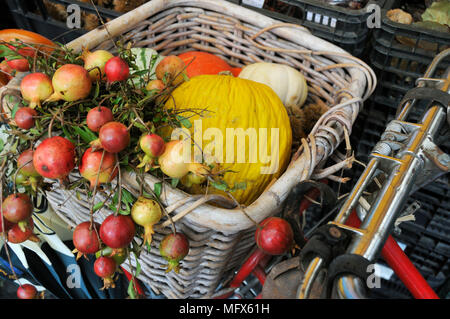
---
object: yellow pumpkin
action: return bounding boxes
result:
[163,75,292,205]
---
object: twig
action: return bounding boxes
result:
[114,153,122,216]
[89,150,106,229]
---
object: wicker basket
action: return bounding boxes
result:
[1,0,376,299]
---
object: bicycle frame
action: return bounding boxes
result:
[298,48,450,299]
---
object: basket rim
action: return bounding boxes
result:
[5,0,374,233]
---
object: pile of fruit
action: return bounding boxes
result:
[0,29,321,298]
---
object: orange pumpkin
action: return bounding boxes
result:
[0,29,56,55]
[178,51,241,78]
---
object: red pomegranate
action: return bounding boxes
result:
[14,107,37,130]
[2,193,33,223]
[159,232,190,273]
[94,256,117,289]
[17,149,40,178]
[17,284,38,299]
[7,218,38,244]
[0,60,13,82]
[86,106,114,132]
[79,147,118,189]
[104,56,129,83]
[99,214,135,250]
[255,217,294,255]
[72,221,101,260]
[20,72,53,108]
[91,121,130,153]
[0,217,13,233]
[45,64,92,102]
[33,136,76,182]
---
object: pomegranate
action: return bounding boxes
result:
[95,247,128,266]
[94,256,117,289]
[145,79,165,93]
[2,193,33,224]
[17,284,37,299]
[0,217,13,233]
[17,149,41,190]
[79,147,118,189]
[104,56,129,83]
[20,72,53,108]
[14,172,28,187]
[139,133,165,158]
[33,136,76,182]
[14,107,37,130]
[137,133,165,169]
[90,121,130,153]
[86,106,114,132]
[180,172,206,188]
[81,49,114,81]
[99,214,135,249]
[131,197,162,246]
[6,58,29,72]
[0,60,13,81]
[8,218,39,243]
[255,217,294,255]
[72,221,101,260]
[159,232,189,273]
[158,140,190,179]
[158,140,209,179]
[155,56,187,86]
[45,64,92,102]
[17,149,40,178]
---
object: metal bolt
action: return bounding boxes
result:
[329,227,341,238]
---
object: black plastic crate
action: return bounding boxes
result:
[369,2,450,109]
[275,0,394,57]
[227,0,395,57]
[6,0,121,43]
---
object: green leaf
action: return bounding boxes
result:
[93,81,100,100]
[0,44,22,60]
[62,126,76,144]
[171,178,179,188]
[0,138,4,153]
[121,189,135,206]
[153,182,162,198]
[133,121,147,131]
[73,126,97,143]
[211,180,228,191]
[176,115,192,129]
[119,209,130,215]
[127,280,136,299]
[92,201,104,213]
[134,253,141,278]
[9,101,20,119]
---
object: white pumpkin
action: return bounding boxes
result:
[238,62,308,108]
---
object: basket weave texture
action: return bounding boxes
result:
[3,0,375,298]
